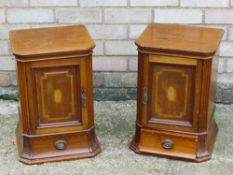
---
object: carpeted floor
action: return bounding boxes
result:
[0,100,233,175]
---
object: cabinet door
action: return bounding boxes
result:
[142,55,201,132]
[26,57,89,134]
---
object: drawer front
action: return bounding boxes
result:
[140,128,198,160]
[141,55,201,132]
[26,57,90,134]
[25,132,90,159]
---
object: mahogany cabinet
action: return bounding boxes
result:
[10,25,101,164]
[130,23,224,162]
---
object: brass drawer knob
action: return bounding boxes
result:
[55,140,67,150]
[161,139,174,149]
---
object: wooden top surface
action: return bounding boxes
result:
[10,25,95,58]
[136,23,224,57]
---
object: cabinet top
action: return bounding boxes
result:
[10,25,95,58]
[136,23,224,57]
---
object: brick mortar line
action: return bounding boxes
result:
[2,71,233,75]
[102,41,106,56]
[127,24,130,39]
[68,23,231,27]
[94,71,138,73]
[153,7,232,9]
[2,6,233,9]
[151,8,155,22]
[4,7,7,23]
[7,7,231,9]
[218,57,233,59]
[2,23,230,32]
[5,22,59,25]
[126,22,130,71]
[0,56,14,59]
[103,39,136,42]
[88,24,130,26]
[101,7,105,24]
[0,69,16,71]
[94,71,137,73]
[95,87,137,89]
[2,54,233,58]
[202,9,205,23]
[2,23,232,26]
[53,8,57,24]
[95,55,135,59]
[95,55,137,57]
[223,59,227,72]
[218,72,233,75]
[178,0,181,7]
[94,87,136,89]
[126,54,130,71]
[179,6,231,8]
[1,70,233,74]
[226,26,230,40]
[125,5,179,8]
[0,70,138,73]
[85,56,224,59]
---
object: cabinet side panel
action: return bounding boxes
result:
[86,55,94,127]
[209,56,218,123]
[199,59,212,131]
[136,52,143,124]
[140,53,150,126]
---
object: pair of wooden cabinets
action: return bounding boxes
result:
[10,23,224,164]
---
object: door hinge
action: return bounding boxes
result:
[143,87,148,105]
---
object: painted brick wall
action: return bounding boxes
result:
[0,0,232,99]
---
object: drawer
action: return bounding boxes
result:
[140,128,198,160]
[24,131,91,159]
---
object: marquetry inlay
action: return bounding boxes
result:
[40,70,75,121]
[154,68,189,119]
[54,89,63,104]
[167,86,176,102]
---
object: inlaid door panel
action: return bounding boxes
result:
[27,57,87,134]
[150,63,195,122]
[34,66,81,125]
[145,55,200,131]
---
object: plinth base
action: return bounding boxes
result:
[130,120,218,162]
[16,125,101,165]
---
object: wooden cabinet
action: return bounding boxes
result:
[10,25,101,164]
[130,23,224,162]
